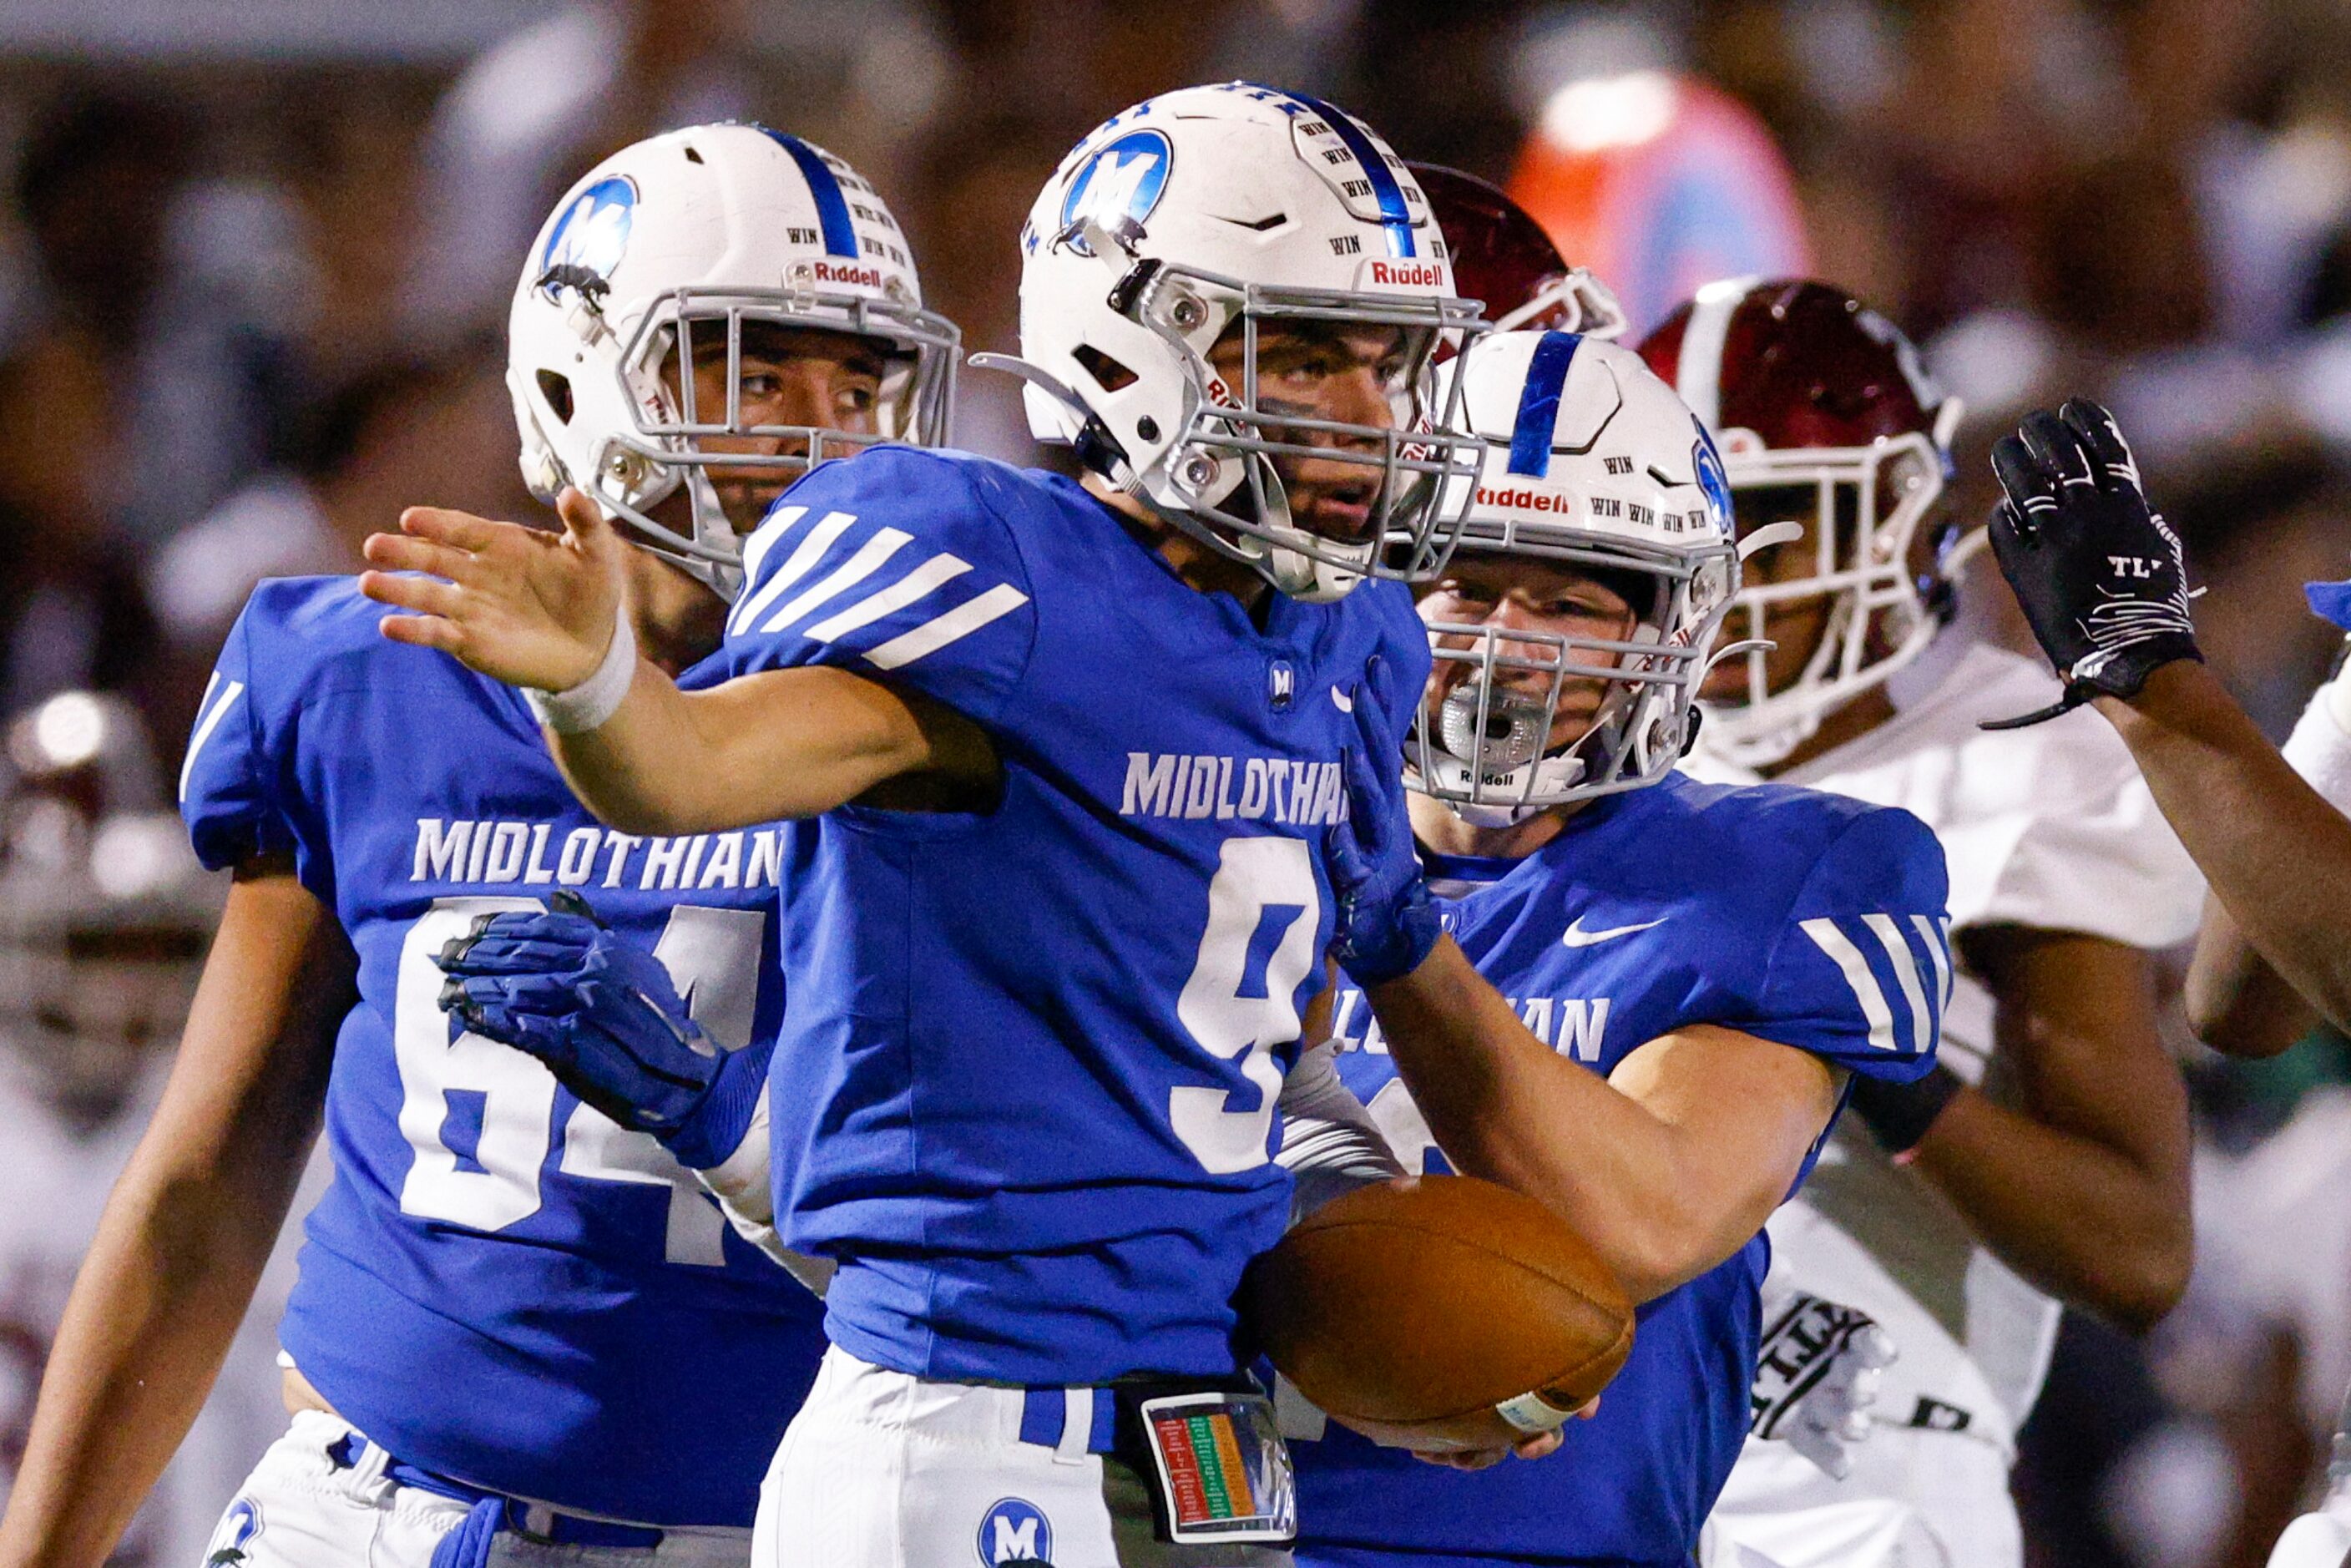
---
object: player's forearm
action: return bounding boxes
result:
[547,665,940,835]
[1907,1089,2190,1331]
[2185,895,2318,1059]
[2096,663,2351,1032]
[0,877,341,1568]
[1367,943,1761,1300]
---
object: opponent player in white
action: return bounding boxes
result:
[372,84,1499,1567]
[1641,281,2204,1568]
[0,125,957,1568]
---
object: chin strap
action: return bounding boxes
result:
[967,352,1135,486]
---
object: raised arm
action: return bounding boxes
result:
[1984,400,2351,1038]
[360,489,995,835]
[0,861,348,1568]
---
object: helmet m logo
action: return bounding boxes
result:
[538,176,638,300]
[1059,129,1172,255]
[1691,422,1733,536]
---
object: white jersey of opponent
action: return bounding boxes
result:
[1689,630,2203,1453]
[0,1049,315,1568]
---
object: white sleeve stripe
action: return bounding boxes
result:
[726,509,852,636]
[1799,917,1897,1052]
[755,527,913,634]
[733,505,806,609]
[1863,913,1934,1056]
[178,675,245,804]
[862,584,1030,671]
[1911,913,1954,1012]
[805,552,973,642]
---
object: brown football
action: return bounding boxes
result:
[1243,1176,1635,1444]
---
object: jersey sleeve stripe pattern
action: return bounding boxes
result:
[1861,913,1934,1057]
[727,509,857,635]
[1911,913,1954,1014]
[1797,913,1945,1055]
[755,527,913,633]
[862,584,1030,670]
[727,487,1034,675]
[179,671,247,804]
[804,553,974,640]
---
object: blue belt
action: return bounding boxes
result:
[326,1433,666,1558]
[1017,1385,1121,1455]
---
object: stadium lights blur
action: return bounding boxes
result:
[1540,70,1679,154]
[15,691,109,773]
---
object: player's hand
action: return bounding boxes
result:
[1983,400,2202,730]
[361,487,627,693]
[1326,655,1442,987]
[435,892,738,1162]
[1749,1290,1898,1482]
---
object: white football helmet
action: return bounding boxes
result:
[1409,331,1742,824]
[508,124,959,601]
[991,83,1489,603]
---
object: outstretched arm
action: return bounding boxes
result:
[1983,399,2351,1039]
[0,862,347,1568]
[360,490,994,835]
[2184,894,2318,1060]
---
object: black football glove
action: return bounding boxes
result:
[1983,399,2202,730]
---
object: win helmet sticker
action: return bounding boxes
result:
[1059,129,1172,255]
[976,1497,1052,1564]
[538,175,638,299]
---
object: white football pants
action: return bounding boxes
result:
[1705,1428,2019,1568]
[204,1409,752,1568]
[753,1346,1291,1568]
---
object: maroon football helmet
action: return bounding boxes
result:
[1636,279,1962,767]
[1409,163,1626,337]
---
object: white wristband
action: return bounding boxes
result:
[523,612,637,734]
[2282,676,2351,816]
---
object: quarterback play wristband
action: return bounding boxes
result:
[524,613,637,734]
[1845,1061,1963,1156]
[2282,679,2351,816]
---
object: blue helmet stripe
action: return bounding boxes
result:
[1507,331,1584,478]
[760,129,859,260]
[1278,90,1416,259]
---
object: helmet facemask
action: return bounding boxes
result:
[1701,419,1955,770]
[1118,260,1490,603]
[519,278,958,603]
[1410,537,1735,825]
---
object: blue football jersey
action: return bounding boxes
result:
[1292,771,1950,1567]
[712,445,1431,1386]
[180,577,822,1526]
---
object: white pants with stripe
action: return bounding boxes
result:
[752,1346,1289,1567]
[201,1410,752,1568]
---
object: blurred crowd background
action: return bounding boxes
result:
[1,0,2349,1563]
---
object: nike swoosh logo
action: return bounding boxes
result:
[1331,687,1355,713]
[1561,915,1666,948]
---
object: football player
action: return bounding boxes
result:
[0,124,957,1568]
[376,83,1490,1568]
[1292,325,1952,1566]
[1642,282,2204,1568]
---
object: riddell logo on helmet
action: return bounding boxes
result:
[1367,260,1444,289]
[808,260,883,290]
[1477,485,1572,514]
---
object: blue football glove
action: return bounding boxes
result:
[435,891,743,1166]
[1325,654,1442,987]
